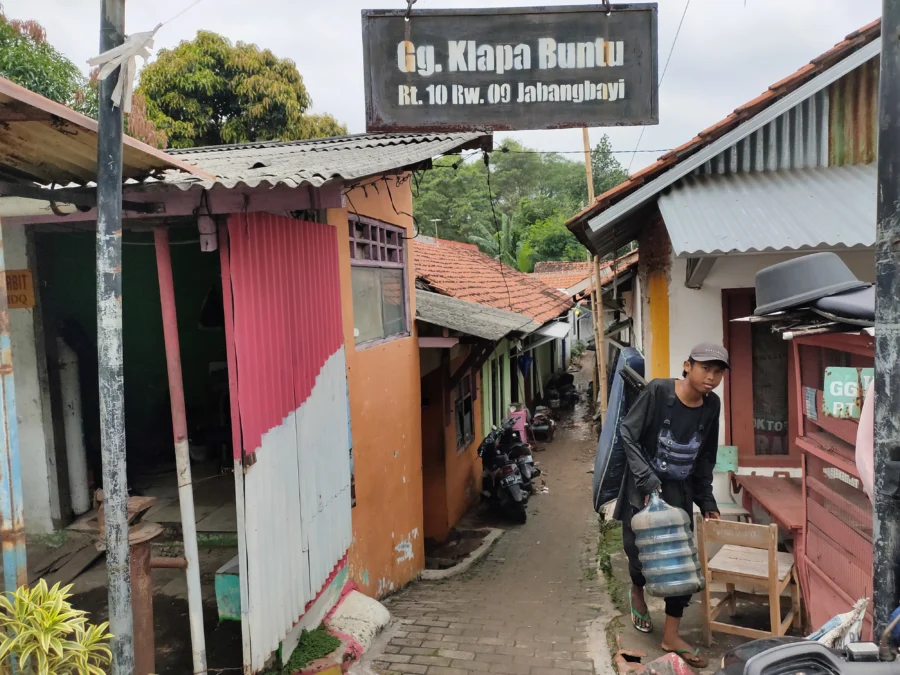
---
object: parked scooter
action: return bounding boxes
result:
[496,420,542,493]
[478,419,528,523]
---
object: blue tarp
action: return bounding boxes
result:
[592,347,645,512]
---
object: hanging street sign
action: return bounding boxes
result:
[361,4,659,133]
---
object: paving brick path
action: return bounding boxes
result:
[368,402,611,675]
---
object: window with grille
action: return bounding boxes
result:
[349,215,409,346]
[455,372,475,449]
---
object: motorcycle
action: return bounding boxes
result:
[713,609,900,674]
[495,420,542,493]
[478,419,528,523]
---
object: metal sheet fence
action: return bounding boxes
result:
[225,213,352,671]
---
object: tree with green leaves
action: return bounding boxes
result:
[0,6,96,116]
[137,31,347,148]
[468,213,520,268]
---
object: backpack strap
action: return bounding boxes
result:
[662,380,676,428]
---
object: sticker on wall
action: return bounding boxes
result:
[803,386,818,421]
[5,270,34,309]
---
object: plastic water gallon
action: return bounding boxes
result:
[631,493,705,597]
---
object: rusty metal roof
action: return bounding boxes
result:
[567,18,881,254]
[163,133,490,189]
[0,76,210,186]
[415,289,540,340]
[658,164,876,257]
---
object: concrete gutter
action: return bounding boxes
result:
[419,528,504,581]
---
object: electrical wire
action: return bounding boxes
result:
[482,151,513,311]
[627,0,692,172]
[159,0,207,29]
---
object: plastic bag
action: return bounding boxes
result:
[592,347,645,512]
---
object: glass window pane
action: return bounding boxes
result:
[352,267,384,345]
[380,268,405,338]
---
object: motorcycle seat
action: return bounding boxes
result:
[812,284,874,325]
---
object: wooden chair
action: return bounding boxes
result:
[697,518,801,647]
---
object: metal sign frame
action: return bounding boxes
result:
[362,4,659,133]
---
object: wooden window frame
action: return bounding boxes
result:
[349,214,410,348]
[455,371,475,450]
[722,288,801,469]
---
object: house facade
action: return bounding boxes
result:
[413,237,572,540]
[567,20,879,478]
[3,129,490,671]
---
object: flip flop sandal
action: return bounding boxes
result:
[669,648,708,669]
[630,599,652,633]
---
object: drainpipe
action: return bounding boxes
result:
[153,226,208,674]
[0,222,26,591]
[95,1,133,672]
[57,338,91,515]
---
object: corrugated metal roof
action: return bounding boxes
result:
[566,19,881,256]
[415,289,539,341]
[163,133,489,190]
[658,163,875,257]
[0,76,210,185]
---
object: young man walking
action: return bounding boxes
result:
[615,343,728,669]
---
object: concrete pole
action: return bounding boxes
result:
[96,0,133,672]
[874,0,900,635]
[153,227,208,674]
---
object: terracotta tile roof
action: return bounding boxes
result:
[413,236,572,324]
[533,270,592,291]
[533,260,592,274]
[566,18,881,231]
[532,261,593,291]
[580,251,640,296]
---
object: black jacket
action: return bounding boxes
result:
[614,378,720,521]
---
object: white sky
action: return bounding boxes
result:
[4,0,881,171]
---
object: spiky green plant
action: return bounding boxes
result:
[0,579,112,675]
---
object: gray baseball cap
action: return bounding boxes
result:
[689,343,730,368]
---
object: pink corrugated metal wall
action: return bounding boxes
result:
[224,214,353,672]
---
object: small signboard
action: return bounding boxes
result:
[823,366,874,419]
[5,270,34,309]
[361,4,659,133]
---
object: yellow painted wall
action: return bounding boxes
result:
[647,269,670,380]
[330,179,424,598]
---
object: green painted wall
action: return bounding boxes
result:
[481,339,512,434]
[35,230,226,460]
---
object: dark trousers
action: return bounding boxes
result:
[622,508,691,619]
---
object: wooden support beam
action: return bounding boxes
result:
[685,257,717,289]
[594,256,608,423]
[418,337,458,348]
[0,181,161,214]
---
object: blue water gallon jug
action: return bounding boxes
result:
[631,493,705,597]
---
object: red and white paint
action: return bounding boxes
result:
[224,213,352,672]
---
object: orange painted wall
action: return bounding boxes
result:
[419,345,484,541]
[329,179,424,599]
[443,365,483,533]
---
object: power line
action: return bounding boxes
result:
[627,0,692,172]
[483,151,513,311]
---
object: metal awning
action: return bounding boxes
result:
[658,164,876,258]
[415,289,539,341]
[535,321,571,339]
[0,76,211,186]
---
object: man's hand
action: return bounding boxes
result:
[704,511,721,520]
[644,487,663,506]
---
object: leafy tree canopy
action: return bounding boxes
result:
[137,31,347,148]
[413,135,630,271]
[0,6,96,116]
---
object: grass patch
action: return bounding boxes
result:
[597,519,627,613]
[282,625,340,674]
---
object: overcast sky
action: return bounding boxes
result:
[4,0,881,171]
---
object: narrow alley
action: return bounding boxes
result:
[364,388,614,675]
